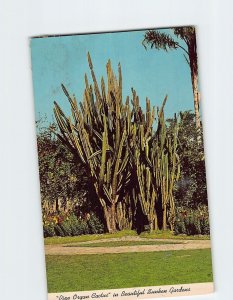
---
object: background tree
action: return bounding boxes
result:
[167,111,207,208]
[36,119,93,215]
[143,27,201,130]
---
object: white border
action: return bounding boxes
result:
[48,283,214,300]
[1,0,233,299]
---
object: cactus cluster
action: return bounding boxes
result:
[54,53,180,233]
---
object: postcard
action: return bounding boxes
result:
[31,26,214,299]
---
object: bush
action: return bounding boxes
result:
[54,224,65,237]
[174,205,210,236]
[88,214,104,234]
[44,223,56,238]
[43,212,104,237]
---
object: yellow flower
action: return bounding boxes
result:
[53,216,58,224]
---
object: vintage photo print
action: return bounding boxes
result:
[31,27,214,299]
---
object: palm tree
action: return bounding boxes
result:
[143,26,201,130]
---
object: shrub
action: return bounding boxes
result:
[61,214,82,236]
[174,205,210,236]
[44,223,56,238]
[43,212,104,237]
[88,214,104,234]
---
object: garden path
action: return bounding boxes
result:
[45,236,211,255]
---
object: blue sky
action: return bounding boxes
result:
[31,29,194,123]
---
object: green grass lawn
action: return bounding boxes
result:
[44,230,137,245]
[44,230,210,245]
[140,230,210,240]
[46,249,213,293]
[65,240,183,247]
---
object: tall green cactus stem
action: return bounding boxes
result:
[54,53,132,233]
[151,102,180,230]
[130,93,180,231]
[129,89,158,231]
[116,194,133,230]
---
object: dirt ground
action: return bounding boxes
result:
[45,236,211,255]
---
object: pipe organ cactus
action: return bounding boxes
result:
[151,102,180,230]
[130,92,180,231]
[129,89,157,231]
[54,53,132,232]
[54,53,180,233]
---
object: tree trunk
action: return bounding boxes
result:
[192,71,201,130]
[104,203,117,233]
[162,206,167,230]
[153,214,158,231]
[116,200,133,230]
[188,34,201,131]
[146,215,153,233]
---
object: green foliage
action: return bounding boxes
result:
[174,205,210,236]
[54,224,65,237]
[44,223,56,238]
[167,111,208,208]
[43,212,104,237]
[143,30,178,51]
[143,26,196,66]
[36,119,89,213]
[59,214,85,236]
[88,213,104,234]
[173,27,196,41]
